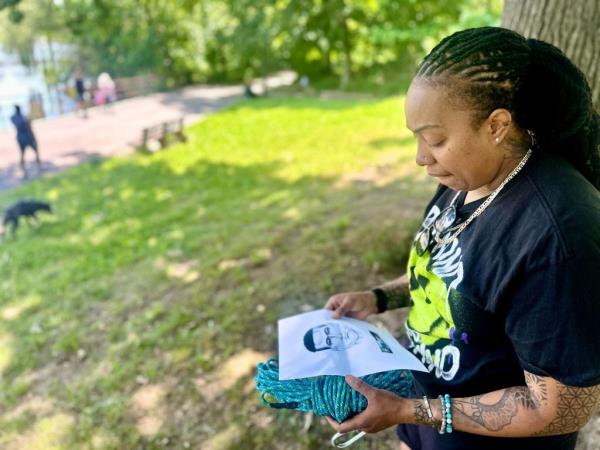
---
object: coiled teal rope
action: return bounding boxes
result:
[256,356,414,423]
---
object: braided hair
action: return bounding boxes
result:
[416,26,600,190]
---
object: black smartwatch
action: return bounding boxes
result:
[371,287,388,314]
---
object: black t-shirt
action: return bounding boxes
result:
[402,152,600,449]
[75,78,85,96]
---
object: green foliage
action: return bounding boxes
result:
[0,0,501,87]
[0,0,21,20]
[61,0,196,83]
[7,6,22,22]
[0,0,66,70]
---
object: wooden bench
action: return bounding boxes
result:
[140,117,186,152]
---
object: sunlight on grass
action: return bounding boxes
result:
[89,431,117,449]
[46,188,61,202]
[0,329,14,373]
[89,224,118,246]
[0,95,435,449]
[5,396,54,421]
[130,382,169,437]
[1,293,42,321]
[204,423,243,450]
[154,258,200,283]
[5,413,74,450]
[283,206,301,220]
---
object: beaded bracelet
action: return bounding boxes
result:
[438,395,446,434]
[437,394,453,434]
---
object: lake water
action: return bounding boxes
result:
[0,47,75,130]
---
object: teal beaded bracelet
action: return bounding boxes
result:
[439,394,453,434]
[437,394,453,434]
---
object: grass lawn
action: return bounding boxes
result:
[0,95,436,450]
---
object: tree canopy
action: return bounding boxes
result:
[0,0,502,87]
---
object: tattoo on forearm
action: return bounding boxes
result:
[524,372,548,409]
[534,384,600,436]
[380,276,411,310]
[453,387,538,432]
[385,286,411,310]
[414,400,437,427]
[430,375,600,437]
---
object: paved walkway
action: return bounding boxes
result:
[0,72,295,191]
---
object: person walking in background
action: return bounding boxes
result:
[74,68,88,118]
[244,83,258,98]
[95,72,116,108]
[10,105,41,178]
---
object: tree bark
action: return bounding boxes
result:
[339,16,352,90]
[502,0,600,109]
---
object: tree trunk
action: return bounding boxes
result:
[339,17,352,90]
[502,0,600,109]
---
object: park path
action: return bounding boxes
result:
[0,72,295,191]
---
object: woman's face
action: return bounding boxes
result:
[405,78,509,193]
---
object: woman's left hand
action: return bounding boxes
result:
[326,375,406,434]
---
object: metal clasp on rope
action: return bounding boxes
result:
[331,431,367,448]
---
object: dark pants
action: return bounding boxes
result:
[17,137,40,170]
[18,140,38,154]
[396,423,578,450]
[397,423,437,450]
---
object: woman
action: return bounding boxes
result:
[325,27,600,450]
[96,72,116,106]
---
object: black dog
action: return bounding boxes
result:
[2,200,52,235]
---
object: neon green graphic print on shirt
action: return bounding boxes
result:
[406,247,455,344]
[405,204,464,381]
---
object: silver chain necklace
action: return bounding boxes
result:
[433,148,533,249]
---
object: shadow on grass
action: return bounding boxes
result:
[0,120,434,450]
[156,89,241,118]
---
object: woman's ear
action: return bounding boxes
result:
[487,109,513,145]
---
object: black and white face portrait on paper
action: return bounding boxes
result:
[278,310,426,380]
[303,322,361,352]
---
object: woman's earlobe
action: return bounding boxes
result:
[488,108,512,142]
[491,123,511,145]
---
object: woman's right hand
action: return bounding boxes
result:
[324,291,378,320]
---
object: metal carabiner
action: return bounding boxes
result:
[330,431,367,448]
